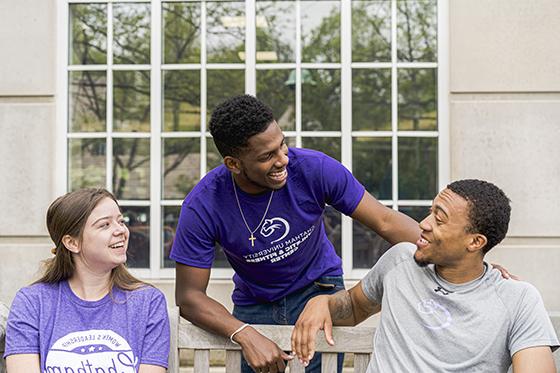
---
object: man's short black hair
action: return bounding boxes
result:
[447,179,511,254]
[209,94,275,157]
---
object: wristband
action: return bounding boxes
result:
[230,323,250,344]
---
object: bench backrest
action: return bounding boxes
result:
[168,307,375,372]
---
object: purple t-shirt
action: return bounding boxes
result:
[4,281,170,371]
[170,147,365,305]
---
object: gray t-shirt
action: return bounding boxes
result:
[362,242,559,372]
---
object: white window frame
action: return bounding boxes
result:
[56,0,449,281]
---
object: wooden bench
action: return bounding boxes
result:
[1,306,559,372]
[167,308,374,372]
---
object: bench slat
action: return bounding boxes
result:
[193,349,210,373]
[321,352,338,373]
[225,350,242,372]
[288,359,306,373]
[354,353,371,373]
[168,307,180,372]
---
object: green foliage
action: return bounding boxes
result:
[302,4,340,63]
[352,1,391,62]
[69,3,107,65]
[113,3,151,64]
[163,2,201,64]
[397,0,437,62]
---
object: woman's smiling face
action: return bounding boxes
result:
[77,197,129,272]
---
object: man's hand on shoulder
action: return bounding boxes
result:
[491,263,520,280]
[234,326,293,373]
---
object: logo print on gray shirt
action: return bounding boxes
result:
[417,299,452,330]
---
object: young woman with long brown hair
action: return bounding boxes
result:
[4,188,169,373]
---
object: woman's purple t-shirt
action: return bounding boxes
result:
[4,281,170,371]
[170,148,365,305]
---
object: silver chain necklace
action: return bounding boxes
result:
[231,173,274,247]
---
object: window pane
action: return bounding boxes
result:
[68,71,107,132]
[206,1,245,63]
[162,205,180,268]
[213,243,231,268]
[398,68,437,131]
[352,69,391,131]
[285,137,297,148]
[69,4,107,65]
[206,137,223,172]
[163,70,201,131]
[162,2,201,64]
[113,71,151,132]
[399,205,429,222]
[207,69,245,121]
[113,3,151,65]
[256,1,296,63]
[302,69,340,131]
[68,138,106,191]
[113,138,150,200]
[398,137,437,200]
[123,206,150,268]
[162,206,230,269]
[353,220,391,269]
[352,1,391,62]
[301,1,340,63]
[256,69,295,131]
[162,138,200,199]
[353,137,392,200]
[301,137,340,162]
[397,0,437,62]
[324,206,341,257]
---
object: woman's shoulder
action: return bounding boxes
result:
[120,285,167,303]
[10,282,61,314]
[16,281,60,298]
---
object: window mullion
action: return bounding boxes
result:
[150,0,162,277]
[107,2,114,192]
[245,0,256,95]
[340,0,353,275]
[437,0,450,189]
[295,0,302,148]
[391,0,398,211]
[200,1,208,178]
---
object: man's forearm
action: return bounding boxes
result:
[351,192,420,245]
[328,285,381,326]
[179,291,245,338]
[328,290,357,326]
[381,209,420,245]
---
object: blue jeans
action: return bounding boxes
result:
[232,276,345,373]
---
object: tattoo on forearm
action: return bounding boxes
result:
[330,291,354,322]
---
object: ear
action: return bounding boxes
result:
[62,234,80,254]
[466,233,487,254]
[224,156,241,174]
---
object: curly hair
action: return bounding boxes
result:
[209,95,275,157]
[447,179,511,253]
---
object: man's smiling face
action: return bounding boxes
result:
[414,188,473,267]
[234,121,289,194]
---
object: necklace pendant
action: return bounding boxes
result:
[249,234,256,247]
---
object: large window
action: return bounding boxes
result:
[61,0,447,278]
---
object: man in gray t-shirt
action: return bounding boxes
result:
[291,179,559,372]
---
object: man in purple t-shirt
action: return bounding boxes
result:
[170,95,420,373]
